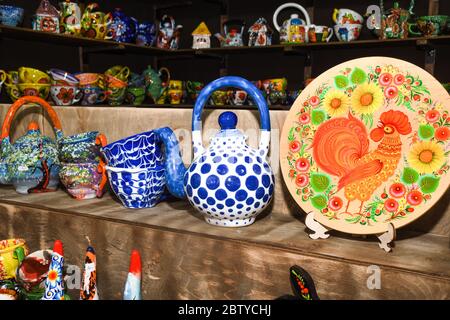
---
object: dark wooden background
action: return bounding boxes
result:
[0,0,449,103]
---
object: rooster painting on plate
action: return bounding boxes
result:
[313,110,412,214]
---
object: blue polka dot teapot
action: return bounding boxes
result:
[183,76,274,227]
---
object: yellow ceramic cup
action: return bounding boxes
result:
[169,89,183,104]
[0,239,29,280]
[18,67,50,84]
[169,80,183,90]
[18,83,51,100]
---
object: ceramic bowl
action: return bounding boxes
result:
[0,5,24,27]
[75,73,104,87]
[50,85,82,106]
[17,83,51,100]
[59,162,105,200]
[334,23,362,42]
[48,68,79,86]
[106,164,166,209]
[17,249,53,289]
[101,130,163,168]
[18,67,50,84]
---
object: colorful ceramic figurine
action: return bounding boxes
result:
[80,3,112,39]
[33,0,60,33]
[106,8,138,43]
[157,15,182,50]
[273,3,312,44]
[192,22,211,49]
[123,250,141,300]
[183,76,275,227]
[215,20,245,47]
[0,97,62,194]
[42,240,65,300]
[80,243,99,300]
[379,1,415,39]
[248,18,273,47]
[59,0,81,35]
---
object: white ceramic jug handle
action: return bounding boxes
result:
[327,27,334,42]
[273,2,312,32]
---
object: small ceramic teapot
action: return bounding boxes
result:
[183,76,275,227]
[105,8,138,43]
[59,0,81,35]
[0,96,63,194]
[379,0,415,39]
[215,19,245,47]
[157,15,183,49]
[80,3,112,39]
[273,3,312,44]
[143,66,170,104]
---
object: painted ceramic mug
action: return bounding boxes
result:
[107,86,127,106]
[0,239,28,280]
[105,65,130,82]
[75,73,105,88]
[126,87,146,106]
[80,86,107,106]
[17,83,51,100]
[230,89,248,105]
[409,15,449,37]
[186,81,204,102]
[59,162,107,200]
[210,90,229,106]
[169,89,183,104]
[48,68,79,86]
[51,85,82,106]
[18,67,50,84]
[308,25,333,43]
[169,80,183,90]
[334,23,362,42]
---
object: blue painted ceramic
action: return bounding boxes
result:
[136,22,156,46]
[0,5,24,27]
[183,76,275,227]
[106,8,138,43]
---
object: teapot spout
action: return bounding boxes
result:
[156,127,186,199]
[214,33,225,43]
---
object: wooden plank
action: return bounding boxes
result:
[0,202,449,300]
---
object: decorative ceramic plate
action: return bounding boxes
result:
[280,57,450,235]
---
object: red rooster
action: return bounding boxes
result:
[312,110,412,214]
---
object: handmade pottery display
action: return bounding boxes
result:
[308,25,333,43]
[215,19,245,47]
[143,66,170,104]
[379,1,415,39]
[409,15,449,37]
[59,162,107,199]
[136,22,156,46]
[273,3,311,44]
[0,96,62,194]
[0,239,28,280]
[210,89,229,106]
[106,8,138,43]
[80,3,112,39]
[184,76,275,227]
[59,0,81,35]
[0,5,24,27]
[334,23,362,42]
[248,17,273,47]
[50,85,82,106]
[157,15,182,50]
[280,56,450,237]
[192,22,212,49]
[33,0,60,33]
[332,8,364,25]
[103,127,185,208]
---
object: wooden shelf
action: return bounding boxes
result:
[1,25,449,57]
[47,104,292,111]
[0,187,449,299]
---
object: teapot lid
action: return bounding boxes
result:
[214,111,245,139]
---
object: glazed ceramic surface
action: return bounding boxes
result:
[59,162,106,199]
[0,239,28,280]
[126,87,146,106]
[136,22,156,46]
[215,20,245,47]
[0,97,63,194]
[334,24,362,42]
[106,8,138,43]
[41,250,64,300]
[79,86,106,105]
[0,5,24,27]
[409,15,449,37]
[273,3,311,44]
[157,15,182,49]
[332,8,364,24]
[33,0,60,33]
[18,83,51,100]
[143,67,170,103]
[184,76,274,227]
[248,18,273,47]
[308,25,333,43]
[59,1,81,35]
[280,56,450,235]
[49,68,79,86]
[58,131,105,163]
[50,85,82,106]
[80,3,112,39]
[380,0,415,39]
[17,249,52,290]
[192,22,211,49]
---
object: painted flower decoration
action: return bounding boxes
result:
[309,96,320,106]
[384,86,398,99]
[434,127,449,141]
[408,140,445,174]
[295,174,309,187]
[47,269,58,284]
[379,73,393,86]
[394,74,405,85]
[323,90,350,117]
[299,113,311,124]
[389,183,406,198]
[351,82,384,115]
[295,158,310,172]
[425,109,440,123]
[328,196,343,211]
[57,87,74,104]
[384,198,399,212]
[407,190,423,206]
[289,140,301,153]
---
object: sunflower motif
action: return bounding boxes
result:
[351,82,384,115]
[407,140,445,174]
[322,90,350,117]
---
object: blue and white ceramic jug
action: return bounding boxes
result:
[183,76,274,227]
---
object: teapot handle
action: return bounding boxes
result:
[191,76,271,159]
[273,2,312,32]
[0,96,63,147]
